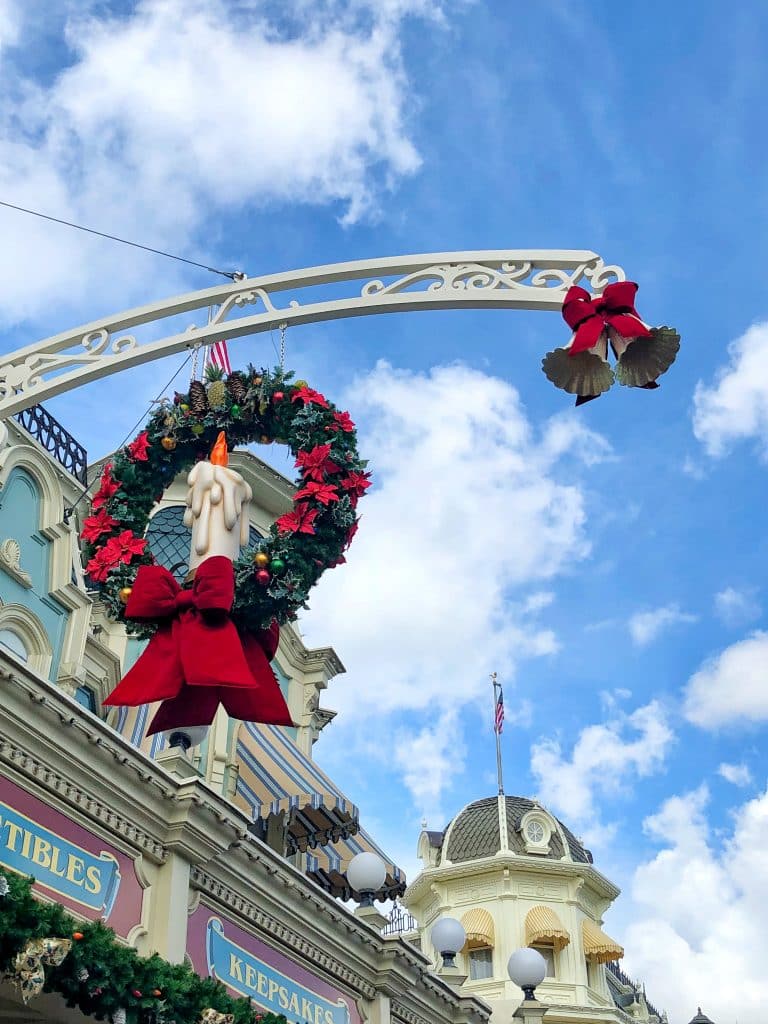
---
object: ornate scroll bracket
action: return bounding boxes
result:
[0,250,625,418]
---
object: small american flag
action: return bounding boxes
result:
[207,339,231,374]
[494,687,504,734]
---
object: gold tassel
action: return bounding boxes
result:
[198,1010,235,1024]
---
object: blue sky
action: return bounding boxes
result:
[2,2,768,1020]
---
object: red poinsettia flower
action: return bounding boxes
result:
[92,463,121,510]
[294,481,339,506]
[127,431,151,462]
[84,547,114,583]
[339,471,372,499]
[332,410,355,432]
[276,503,319,535]
[291,386,329,409]
[295,444,341,482]
[102,530,146,566]
[81,508,119,543]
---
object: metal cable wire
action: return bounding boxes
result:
[0,199,240,280]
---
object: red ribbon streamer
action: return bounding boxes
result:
[103,556,292,735]
[562,281,651,356]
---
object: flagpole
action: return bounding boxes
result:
[492,672,504,796]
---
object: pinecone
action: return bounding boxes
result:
[205,364,227,409]
[226,370,248,404]
[188,380,208,416]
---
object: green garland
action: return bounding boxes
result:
[0,868,287,1024]
[80,366,369,637]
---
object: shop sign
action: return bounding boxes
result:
[188,905,360,1024]
[0,776,143,936]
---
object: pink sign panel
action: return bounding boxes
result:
[188,902,362,1024]
[0,775,144,938]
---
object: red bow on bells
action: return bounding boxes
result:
[103,556,292,736]
[562,281,651,356]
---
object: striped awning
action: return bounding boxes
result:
[525,905,571,951]
[235,722,359,852]
[582,918,624,963]
[461,908,495,948]
[304,827,406,902]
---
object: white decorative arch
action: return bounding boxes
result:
[0,250,625,417]
[0,601,53,676]
[0,440,64,531]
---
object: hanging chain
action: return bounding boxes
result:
[278,321,287,372]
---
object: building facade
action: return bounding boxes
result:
[0,409,488,1024]
[400,796,666,1024]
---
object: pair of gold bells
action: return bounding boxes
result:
[542,324,680,405]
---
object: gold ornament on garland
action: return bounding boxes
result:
[199,1010,235,1024]
[13,937,72,1002]
[253,551,270,568]
[161,436,177,451]
[118,587,133,604]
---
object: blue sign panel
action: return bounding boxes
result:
[206,918,351,1024]
[0,800,121,918]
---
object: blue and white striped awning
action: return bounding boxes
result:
[235,721,359,852]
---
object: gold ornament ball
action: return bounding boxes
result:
[180,403,190,412]
[294,379,308,389]
[259,434,273,444]
[161,436,177,451]
[254,551,270,569]
[118,586,133,604]
[253,375,263,386]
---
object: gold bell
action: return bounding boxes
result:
[542,332,614,406]
[614,326,681,388]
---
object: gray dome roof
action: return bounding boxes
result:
[688,1011,716,1024]
[439,796,592,864]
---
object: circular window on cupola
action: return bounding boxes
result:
[520,811,553,854]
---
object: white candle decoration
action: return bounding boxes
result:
[183,432,252,574]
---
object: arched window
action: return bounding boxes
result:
[146,506,262,582]
[0,628,28,662]
[0,605,53,676]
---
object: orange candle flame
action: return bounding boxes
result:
[210,431,229,466]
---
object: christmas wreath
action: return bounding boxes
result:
[80,365,369,637]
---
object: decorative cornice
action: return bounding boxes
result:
[405,853,620,904]
[391,1002,433,1024]
[0,736,167,861]
[190,865,378,1000]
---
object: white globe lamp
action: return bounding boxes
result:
[347,852,387,907]
[507,947,547,1001]
[430,917,466,968]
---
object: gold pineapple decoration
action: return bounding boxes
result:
[205,364,228,409]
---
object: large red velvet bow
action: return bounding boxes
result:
[562,281,651,356]
[103,556,292,735]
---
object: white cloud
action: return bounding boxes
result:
[693,320,768,457]
[683,630,768,728]
[393,711,464,822]
[718,762,753,787]
[628,603,697,647]
[714,585,761,627]
[529,700,674,843]
[0,0,436,326]
[625,785,768,1023]
[305,361,611,808]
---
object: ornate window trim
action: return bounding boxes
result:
[519,809,553,855]
[0,602,53,676]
